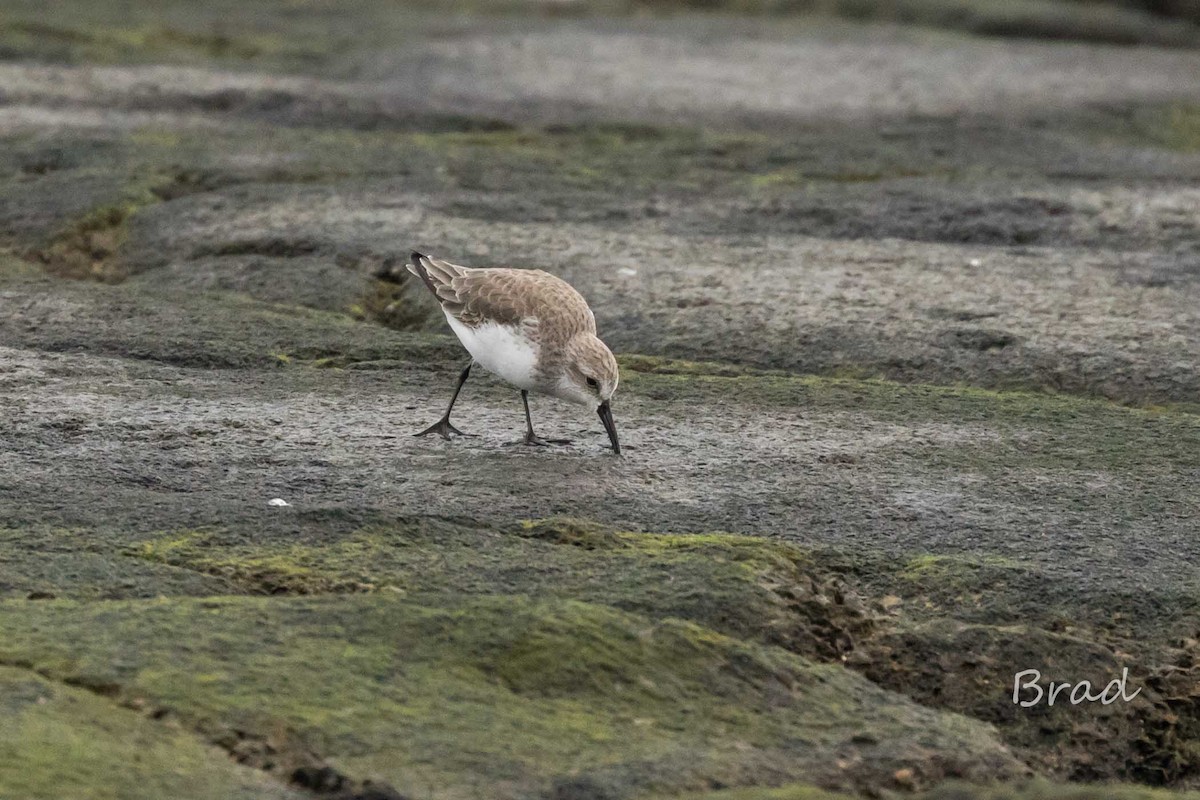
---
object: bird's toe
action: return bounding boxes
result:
[414,419,469,439]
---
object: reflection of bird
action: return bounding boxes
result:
[407,252,621,454]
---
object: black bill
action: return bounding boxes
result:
[597,401,620,455]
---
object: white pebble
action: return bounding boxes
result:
[268,498,291,507]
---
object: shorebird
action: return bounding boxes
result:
[407,252,621,454]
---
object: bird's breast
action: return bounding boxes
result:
[445,313,539,391]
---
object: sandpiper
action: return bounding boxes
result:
[407,252,621,454]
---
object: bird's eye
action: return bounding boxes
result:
[586,377,598,389]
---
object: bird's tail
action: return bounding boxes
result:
[407,252,465,300]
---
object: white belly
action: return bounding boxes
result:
[445,313,538,390]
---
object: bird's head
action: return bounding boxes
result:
[558,334,621,453]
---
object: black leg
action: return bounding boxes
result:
[517,390,572,447]
[415,360,474,439]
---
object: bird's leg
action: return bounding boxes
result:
[515,389,572,447]
[415,360,475,439]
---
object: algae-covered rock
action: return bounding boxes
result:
[134,516,877,661]
[664,778,1200,800]
[128,515,1200,789]
[0,527,236,600]
[848,619,1200,786]
[0,594,1021,798]
[0,665,303,800]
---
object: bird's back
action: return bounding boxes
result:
[409,254,596,340]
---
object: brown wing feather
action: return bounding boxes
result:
[408,253,595,336]
[453,269,596,336]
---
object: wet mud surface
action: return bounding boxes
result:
[1,2,1199,798]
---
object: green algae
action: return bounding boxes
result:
[1115,103,1200,153]
[133,529,381,595]
[875,554,1055,624]
[136,512,1200,787]
[3,0,1194,73]
[899,554,1031,598]
[133,517,875,661]
[2,116,939,213]
[42,514,1200,792]
[0,666,301,800]
[625,0,1197,46]
[0,20,291,61]
[25,171,182,282]
[0,527,234,601]
[0,594,1019,798]
[0,251,461,370]
[1162,104,1200,151]
[664,778,1200,799]
[0,7,326,68]
[396,122,957,196]
[619,354,780,379]
[620,354,1200,475]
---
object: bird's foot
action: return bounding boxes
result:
[506,433,573,447]
[414,417,472,439]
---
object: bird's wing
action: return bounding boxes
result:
[410,254,596,335]
[407,252,467,305]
